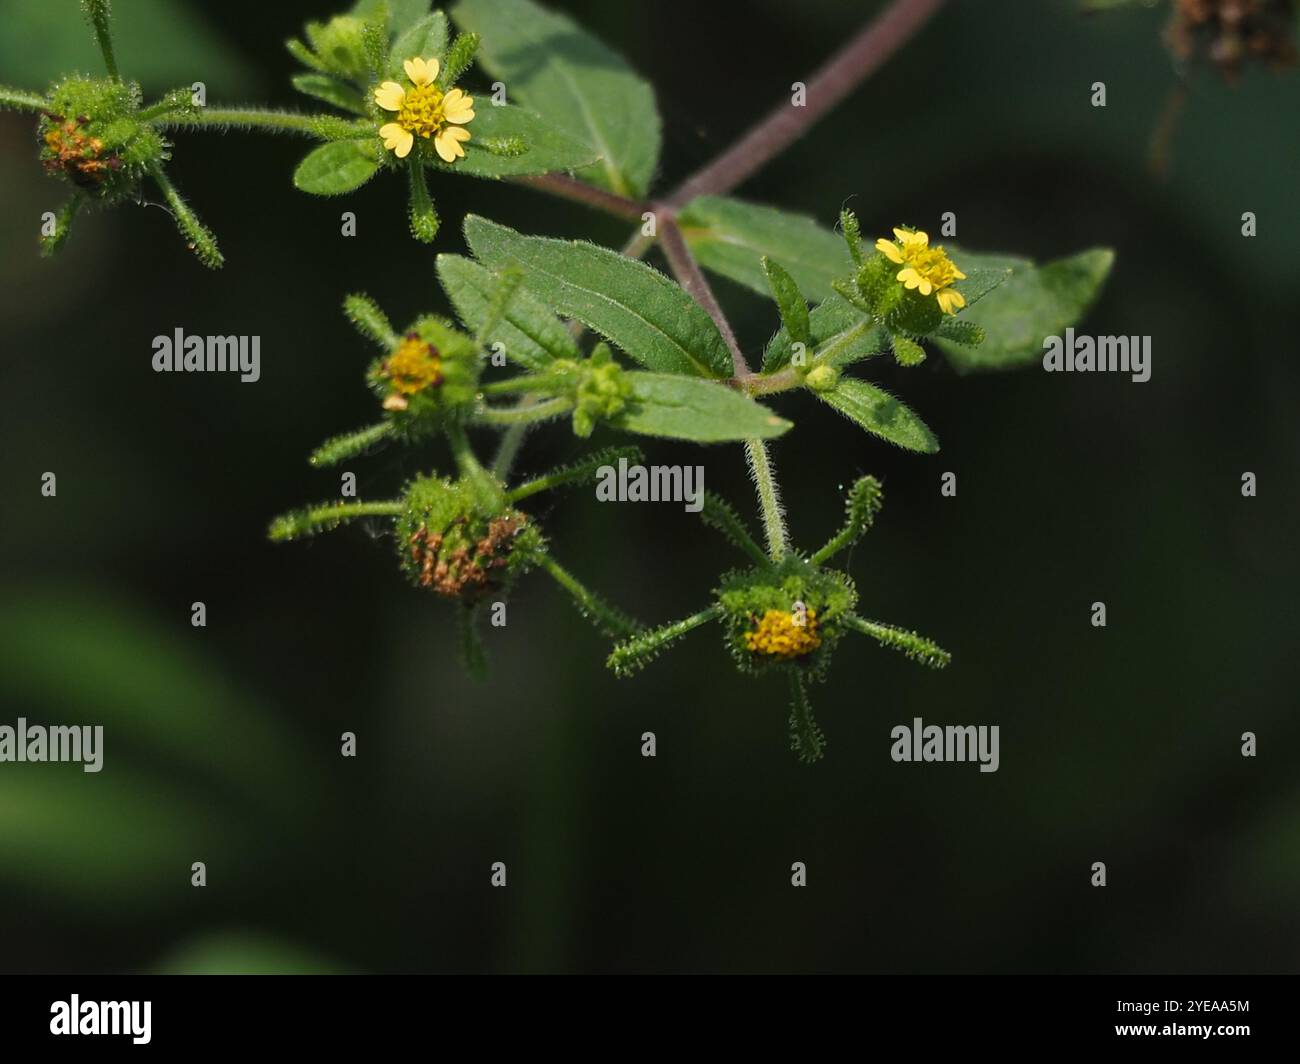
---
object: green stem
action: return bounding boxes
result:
[537,555,640,639]
[83,0,119,80]
[477,396,572,428]
[0,85,48,112]
[444,423,498,497]
[39,194,85,258]
[606,606,722,677]
[147,163,223,269]
[744,439,788,561]
[479,374,566,397]
[506,445,640,505]
[156,108,333,136]
[268,500,403,542]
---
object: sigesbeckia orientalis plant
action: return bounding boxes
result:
[12,0,1120,761]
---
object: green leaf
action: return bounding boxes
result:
[762,257,810,346]
[451,0,660,197]
[291,73,367,114]
[814,377,938,453]
[934,249,1114,372]
[436,254,578,369]
[387,11,449,74]
[679,196,851,302]
[293,139,381,195]
[352,0,432,37]
[464,216,732,378]
[762,295,885,373]
[427,102,599,178]
[612,373,791,442]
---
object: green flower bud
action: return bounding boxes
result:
[303,16,370,81]
[366,316,481,439]
[37,76,162,202]
[716,556,857,679]
[804,364,840,392]
[396,475,544,601]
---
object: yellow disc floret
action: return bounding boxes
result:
[744,608,822,661]
[874,228,968,315]
[384,333,443,399]
[375,56,474,161]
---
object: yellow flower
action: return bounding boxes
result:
[874,227,968,315]
[744,608,821,661]
[383,333,443,399]
[374,56,475,162]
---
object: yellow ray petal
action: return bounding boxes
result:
[937,289,966,315]
[434,125,470,162]
[443,89,475,123]
[875,238,904,264]
[374,81,405,111]
[380,123,414,158]
[404,56,438,86]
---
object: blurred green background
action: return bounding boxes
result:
[1,0,1297,973]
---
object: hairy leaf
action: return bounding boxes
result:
[426,102,599,178]
[815,377,938,453]
[464,216,732,378]
[387,11,449,76]
[679,196,851,302]
[451,0,660,197]
[291,74,367,114]
[293,139,381,195]
[762,295,886,373]
[935,249,1114,372]
[612,373,791,442]
[762,257,810,346]
[437,254,578,369]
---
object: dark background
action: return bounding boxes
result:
[1,0,1297,973]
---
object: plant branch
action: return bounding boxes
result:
[512,172,647,220]
[744,439,789,561]
[156,108,333,136]
[657,216,750,378]
[0,85,48,112]
[666,0,946,206]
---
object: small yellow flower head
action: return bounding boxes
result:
[374,56,475,162]
[744,608,822,661]
[874,228,968,315]
[383,333,444,399]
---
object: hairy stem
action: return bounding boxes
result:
[444,424,496,494]
[512,172,646,220]
[744,439,788,561]
[83,0,119,81]
[666,0,946,205]
[147,163,223,268]
[478,396,572,429]
[657,217,750,378]
[537,554,640,639]
[157,108,331,136]
[0,85,48,112]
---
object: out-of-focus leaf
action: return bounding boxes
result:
[452,0,660,197]
[0,0,256,92]
[762,295,885,373]
[291,73,367,114]
[679,196,851,302]
[155,932,351,974]
[428,102,600,178]
[935,249,1115,371]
